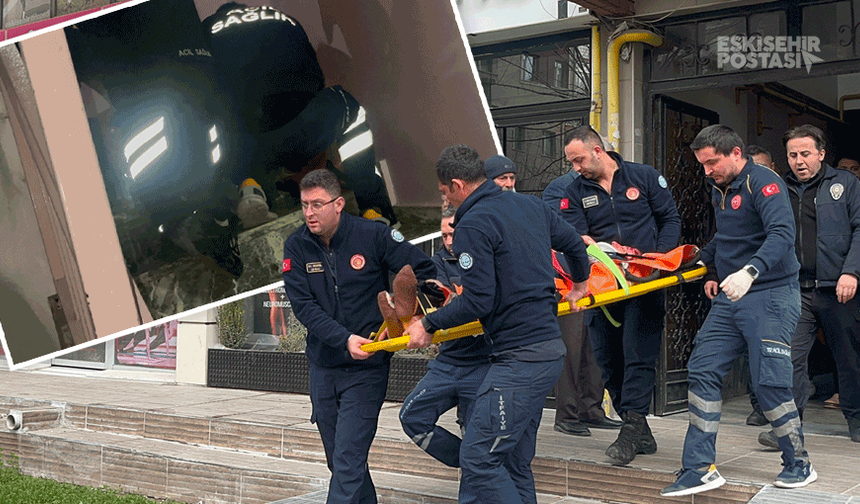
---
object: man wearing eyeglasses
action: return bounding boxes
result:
[281,169,435,504]
[560,125,681,466]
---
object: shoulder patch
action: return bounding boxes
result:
[762,183,780,197]
[282,258,291,272]
[391,229,405,242]
[560,198,570,210]
[658,175,668,189]
[830,183,844,200]
[458,252,474,270]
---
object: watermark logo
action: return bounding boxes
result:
[716,35,824,74]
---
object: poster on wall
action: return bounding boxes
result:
[114,321,177,368]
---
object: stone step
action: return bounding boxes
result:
[0,424,561,504]
[1,396,761,504]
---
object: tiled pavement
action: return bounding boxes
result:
[0,365,858,504]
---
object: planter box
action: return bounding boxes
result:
[207,349,431,402]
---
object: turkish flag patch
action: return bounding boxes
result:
[762,183,780,197]
[560,198,570,210]
[282,258,291,272]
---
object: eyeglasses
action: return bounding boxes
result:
[301,197,339,212]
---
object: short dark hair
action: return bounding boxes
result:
[783,124,826,152]
[441,205,456,219]
[690,124,744,156]
[746,145,772,163]
[563,125,605,150]
[300,169,342,198]
[436,144,486,186]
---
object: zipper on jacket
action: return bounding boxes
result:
[796,193,804,269]
[609,194,624,241]
[714,185,728,210]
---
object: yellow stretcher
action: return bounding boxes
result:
[360,266,707,353]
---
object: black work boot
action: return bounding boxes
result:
[746,404,768,426]
[606,411,657,465]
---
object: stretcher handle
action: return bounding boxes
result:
[361,266,707,353]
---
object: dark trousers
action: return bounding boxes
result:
[586,291,664,415]
[399,359,489,504]
[460,350,564,504]
[309,363,390,504]
[792,288,860,421]
[682,285,807,470]
[554,312,607,424]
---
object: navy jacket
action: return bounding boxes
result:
[422,181,590,354]
[784,163,860,286]
[282,212,436,368]
[561,152,681,253]
[542,171,579,213]
[431,247,461,288]
[430,247,491,366]
[700,159,799,291]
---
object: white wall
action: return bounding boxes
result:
[175,308,219,385]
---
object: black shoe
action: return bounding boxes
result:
[605,411,656,465]
[582,416,623,429]
[758,430,780,450]
[554,421,591,436]
[746,408,769,427]
[848,417,860,443]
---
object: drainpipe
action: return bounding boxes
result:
[590,25,602,132]
[607,30,663,151]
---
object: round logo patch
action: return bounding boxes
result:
[658,175,668,189]
[458,252,474,270]
[731,194,742,210]
[626,187,640,201]
[830,183,845,201]
[391,229,405,242]
[350,254,366,270]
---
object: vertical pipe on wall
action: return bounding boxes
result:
[590,25,602,133]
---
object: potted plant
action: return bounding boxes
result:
[207,296,433,401]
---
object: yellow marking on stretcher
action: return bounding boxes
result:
[361,266,707,353]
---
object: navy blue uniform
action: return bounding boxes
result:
[784,164,860,427]
[560,153,681,416]
[400,245,491,504]
[282,212,435,504]
[682,160,809,471]
[420,181,589,504]
[430,246,461,288]
[542,172,608,429]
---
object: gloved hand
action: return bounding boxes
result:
[719,268,755,302]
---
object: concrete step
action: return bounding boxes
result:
[1,396,762,504]
[0,423,594,504]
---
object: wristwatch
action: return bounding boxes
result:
[421,317,437,334]
[743,264,760,280]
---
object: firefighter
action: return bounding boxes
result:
[399,206,491,504]
[560,125,681,465]
[281,169,434,504]
[405,144,591,504]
